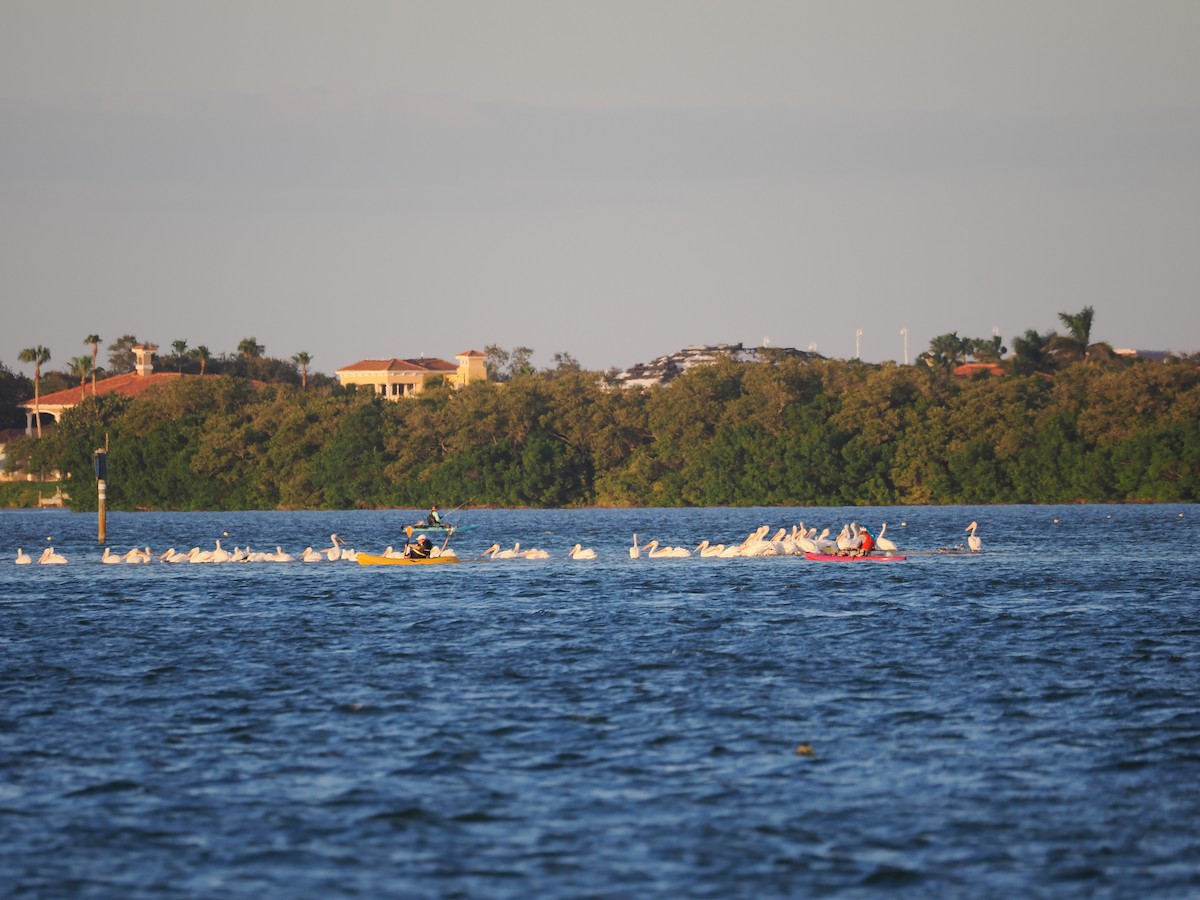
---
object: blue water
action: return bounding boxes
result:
[2,505,1199,897]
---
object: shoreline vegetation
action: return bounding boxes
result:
[4,352,1198,511]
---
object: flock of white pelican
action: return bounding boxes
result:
[12,522,983,565]
[14,535,371,566]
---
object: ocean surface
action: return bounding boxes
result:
[2,504,1198,898]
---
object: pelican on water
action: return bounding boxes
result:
[876,523,899,553]
[102,547,122,564]
[965,521,982,552]
[568,544,597,560]
[482,543,520,559]
[15,548,32,564]
[39,547,68,564]
[630,534,641,559]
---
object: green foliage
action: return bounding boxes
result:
[7,357,1199,510]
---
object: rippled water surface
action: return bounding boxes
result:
[3,505,1199,897]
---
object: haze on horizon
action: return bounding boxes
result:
[3,0,1198,378]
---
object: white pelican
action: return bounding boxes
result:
[15,548,32,564]
[123,547,153,564]
[814,528,835,551]
[210,540,231,564]
[876,523,899,552]
[160,547,192,563]
[270,546,294,563]
[188,546,214,563]
[630,534,641,559]
[300,547,324,562]
[521,547,551,559]
[835,525,853,552]
[102,547,122,564]
[739,525,776,557]
[39,547,68,564]
[694,540,725,557]
[643,540,691,558]
[482,543,520,559]
[568,544,597,560]
[795,530,819,554]
[965,521,982,552]
[321,535,342,561]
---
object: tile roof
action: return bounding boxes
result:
[21,372,196,409]
[336,357,459,374]
[952,362,1007,377]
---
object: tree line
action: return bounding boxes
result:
[3,307,1198,509]
[4,352,1198,511]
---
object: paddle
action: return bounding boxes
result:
[440,526,455,552]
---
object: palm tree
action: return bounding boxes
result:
[919,332,968,368]
[292,351,312,389]
[1051,303,1099,360]
[171,339,189,374]
[69,355,94,387]
[192,345,210,375]
[1056,306,1095,359]
[238,337,265,360]
[18,345,51,437]
[1010,329,1053,375]
[84,334,101,396]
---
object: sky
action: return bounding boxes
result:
[3,0,1198,378]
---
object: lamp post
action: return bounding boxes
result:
[855,329,862,360]
[900,327,909,365]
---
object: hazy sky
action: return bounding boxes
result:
[3,0,1198,378]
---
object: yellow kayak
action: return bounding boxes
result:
[356,552,461,566]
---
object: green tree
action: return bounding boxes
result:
[107,334,140,373]
[17,345,51,438]
[192,345,210,375]
[238,337,265,360]
[68,355,94,387]
[84,334,101,396]
[1058,305,1095,355]
[292,351,312,389]
[171,339,189,374]
[919,333,969,368]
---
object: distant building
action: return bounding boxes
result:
[612,343,817,388]
[1114,348,1171,362]
[335,350,488,399]
[951,361,1007,378]
[19,343,182,434]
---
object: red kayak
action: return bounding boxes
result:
[804,551,907,563]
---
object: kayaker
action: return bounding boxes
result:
[406,534,433,559]
[858,525,875,554]
[429,505,445,527]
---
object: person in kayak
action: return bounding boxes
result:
[429,505,445,527]
[857,525,875,554]
[406,534,433,559]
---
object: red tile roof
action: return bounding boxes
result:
[21,372,198,409]
[952,362,1007,378]
[336,357,459,374]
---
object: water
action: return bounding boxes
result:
[2,505,1198,897]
